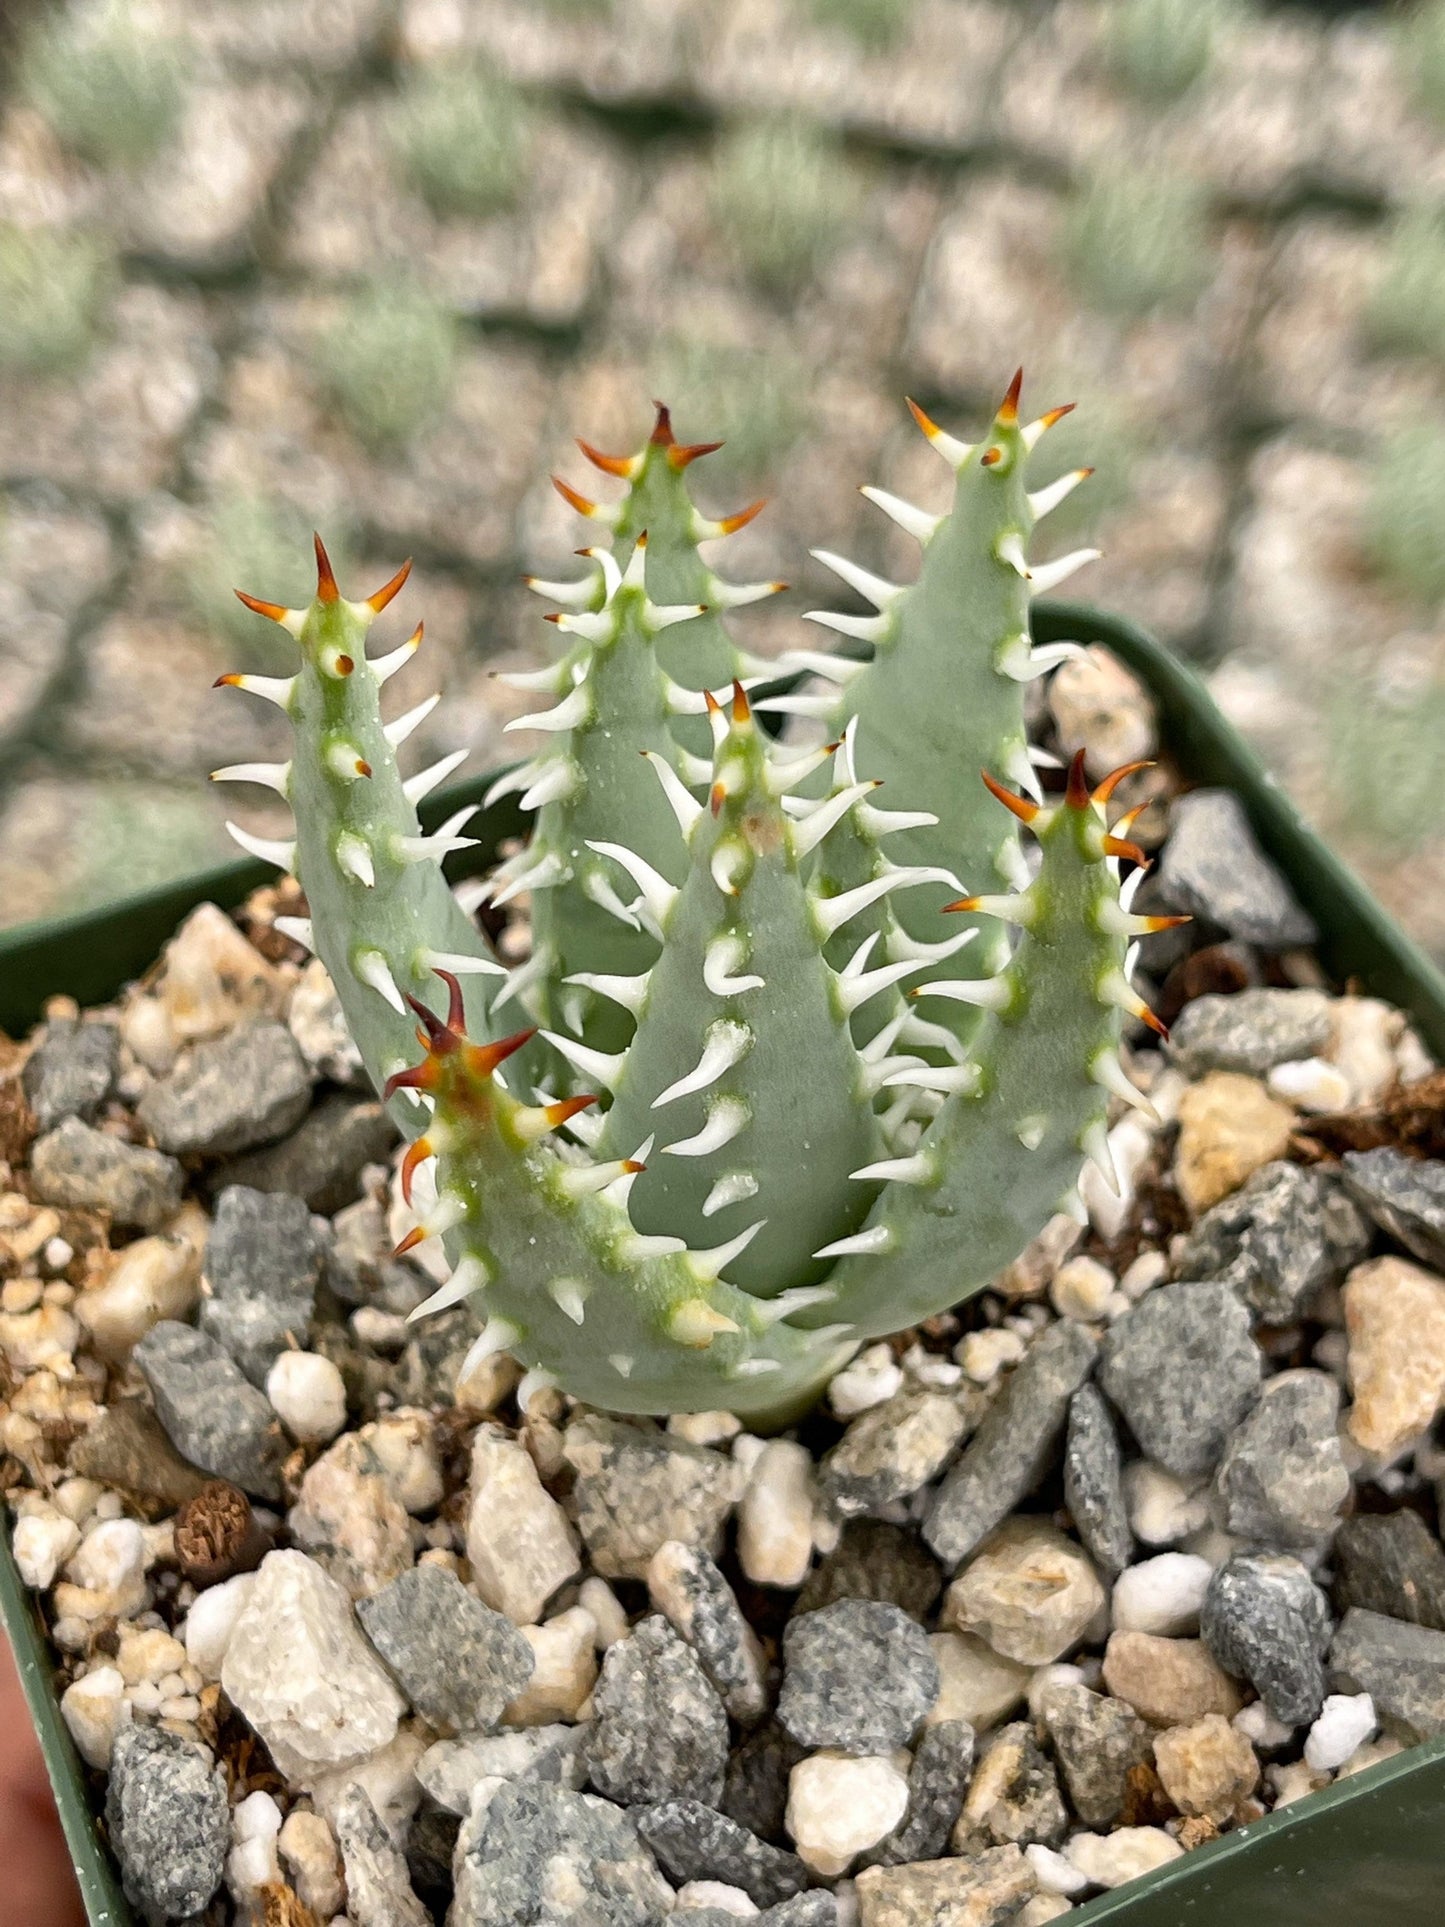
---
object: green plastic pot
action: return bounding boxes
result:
[2,604,1444,1925]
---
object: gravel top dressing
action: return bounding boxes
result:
[4,696,1445,1927]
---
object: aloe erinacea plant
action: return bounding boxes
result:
[213,374,1180,1420]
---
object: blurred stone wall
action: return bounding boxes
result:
[1,0,1443,955]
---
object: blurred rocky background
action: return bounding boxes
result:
[0,0,1443,955]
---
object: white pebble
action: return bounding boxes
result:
[1017,1898,1074,1924]
[1304,1693,1377,1773]
[1050,1256,1116,1322]
[578,1576,630,1648]
[1233,1701,1295,1751]
[1119,1251,1168,1302]
[1266,1058,1353,1113]
[956,1326,1025,1384]
[1065,1827,1183,1888]
[53,1478,104,1524]
[63,1517,148,1617]
[1111,1553,1213,1637]
[828,1343,902,1418]
[901,1342,962,1389]
[466,1425,580,1625]
[1268,1759,1326,1806]
[676,1883,759,1917]
[44,1237,74,1271]
[786,1753,909,1877]
[1027,1664,1087,1719]
[1122,1461,1211,1547]
[732,1433,768,1478]
[12,1509,81,1589]
[60,1666,127,1768]
[267,1350,349,1444]
[228,1789,283,1899]
[738,1439,815,1589]
[1025,1843,1090,1896]
[183,1572,259,1681]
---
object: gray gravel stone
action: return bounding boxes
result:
[1158,788,1317,947]
[1063,1382,1133,1576]
[563,1413,742,1580]
[136,1018,313,1156]
[862,1719,976,1867]
[451,1779,672,1927]
[334,1783,430,1927]
[953,1720,1067,1852]
[22,1019,119,1132]
[762,1897,838,1927]
[1099,1281,1262,1480]
[1216,1369,1351,1548]
[30,1116,183,1229]
[1329,1608,1445,1742]
[104,1723,227,1924]
[722,1718,805,1845]
[198,1183,322,1385]
[1037,1681,1152,1829]
[1341,1149,1445,1271]
[586,1614,730,1807]
[132,1318,286,1499]
[778,1599,940,1753]
[818,1385,979,1518]
[924,1321,1097,1569]
[795,1518,944,1622]
[648,1540,767,1723]
[416,1725,587,1816]
[1167,989,1332,1078]
[1332,1511,1445,1632]
[357,1563,535,1734]
[1201,1552,1332,1726]
[1177,1161,1372,1322]
[211,1090,397,1214]
[636,1800,807,1906]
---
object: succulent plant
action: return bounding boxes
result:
[1366,206,1445,365]
[1402,1,1445,129]
[20,1,187,171]
[710,118,861,297]
[212,376,1175,1419]
[1100,0,1236,104]
[1366,423,1445,606]
[0,223,114,378]
[390,60,533,222]
[313,280,461,454]
[805,0,910,52]
[1060,163,1210,321]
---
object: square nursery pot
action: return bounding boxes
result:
[3,603,1445,1927]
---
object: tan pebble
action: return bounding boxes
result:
[1174,1074,1294,1215]
[1343,1255,1445,1457]
[1050,1256,1116,1322]
[1048,647,1157,777]
[943,1519,1105,1666]
[76,1227,204,1360]
[1101,1633,1241,1727]
[993,1214,1083,1300]
[503,1606,598,1725]
[1152,1713,1259,1819]
[927,1631,1032,1732]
